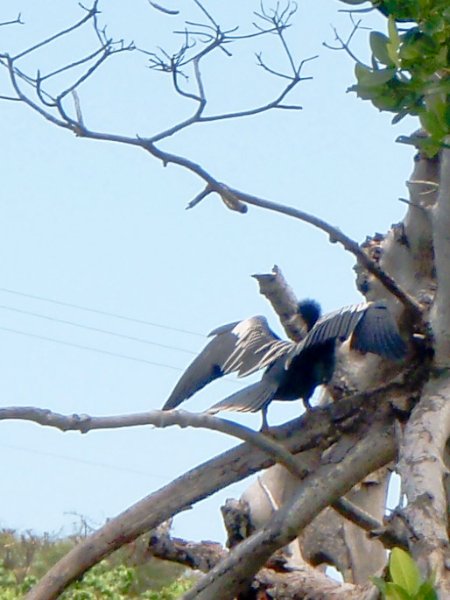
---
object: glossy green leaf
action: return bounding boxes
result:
[414,136,442,158]
[388,16,401,49]
[355,64,396,87]
[416,579,439,600]
[389,548,421,596]
[370,32,393,65]
[419,110,446,139]
[384,582,412,600]
[387,17,402,67]
[399,30,438,61]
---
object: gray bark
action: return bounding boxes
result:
[232,149,445,591]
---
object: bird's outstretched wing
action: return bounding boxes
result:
[162,316,291,410]
[299,302,366,350]
[207,379,279,415]
[350,301,407,359]
[300,301,406,360]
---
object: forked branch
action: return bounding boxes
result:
[0,1,419,318]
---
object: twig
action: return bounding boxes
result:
[148,1,180,16]
[0,94,20,101]
[12,2,99,61]
[323,15,368,66]
[0,14,23,27]
[186,184,214,209]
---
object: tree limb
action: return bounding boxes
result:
[397,377,450,595]
[24,384,406,600]
[147,524,374,599]
[252,265,307,342]
[184,419,395,599]
[0,406,311,479]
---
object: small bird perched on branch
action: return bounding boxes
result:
[162,300,406,428]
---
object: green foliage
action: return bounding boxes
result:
[62,563,194,599]
[0,528,192,599]
[373,548,438,600]
[342,0,450,156]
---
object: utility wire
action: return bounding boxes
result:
[0,325,241,385]
[0,303,196,355]
[0,325,184,371]
[0,286,205,337]
[0,442,166,480]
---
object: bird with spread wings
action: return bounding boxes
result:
[162,300,407,428]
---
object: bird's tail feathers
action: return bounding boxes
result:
[207,381,276,415]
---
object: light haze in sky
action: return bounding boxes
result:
[1,0,415,543]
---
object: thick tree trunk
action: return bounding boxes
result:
[239,148,442,585]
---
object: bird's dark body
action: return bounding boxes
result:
[162,299,407,420]
[274,339,336,404]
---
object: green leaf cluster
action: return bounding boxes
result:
[0,559,193,599]
[0,528,192,599]
[61,563,194,599]
[373,548,438,600]
[342,0,450,156]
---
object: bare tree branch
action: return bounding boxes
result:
[0,93,20,101]
[146,523,374,599]
[184,419,395,599]
[332,497,407,550]
[0,1,422,319]
[148,523,226,571]
[24,382,412,600]
[0,406,311,479]
[0,14,23,28]
[323,15,369,67]
[11,3,100,62]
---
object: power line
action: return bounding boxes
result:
[0,325,184,371]
[0,287,205,337]
[0,303,196,355]
[0,442,166,480]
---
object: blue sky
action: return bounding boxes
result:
[0,0,415,543]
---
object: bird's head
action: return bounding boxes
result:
[297,299,322,332]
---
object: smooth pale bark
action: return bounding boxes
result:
[397,377,450,595]
[397,147,450,594]
[184,422,395,599]
[431,147,450,367]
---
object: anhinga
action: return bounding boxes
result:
[162,300,406,427]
